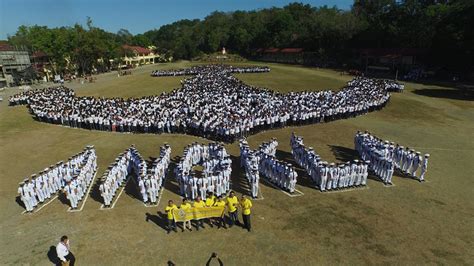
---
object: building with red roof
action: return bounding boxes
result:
[121,45,161,68]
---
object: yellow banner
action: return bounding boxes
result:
[173,206,225,222]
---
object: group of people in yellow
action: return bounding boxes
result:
[164,191,253,233]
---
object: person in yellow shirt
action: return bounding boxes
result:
[179,198,192,232]
[164,200,178,234]
[213,196,227,229]
[193,196,206,231]
[205,192,216,228]
[205,192,216,207]
[240,194,253,232]
[226,191,240,227]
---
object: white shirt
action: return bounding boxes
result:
[56,241,69,262]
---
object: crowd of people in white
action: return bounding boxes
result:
[17,146,97,212]
[355,131,429,184]
[151,65,270,76]
[17,132,430,213]
[174,142,232,200]
[239,140,261,198]
[291,133,369,192]
[141,144,171,203]
[240,138,298,195]
[9,65,397,142]
[99,145,171,207]
[381,79,405,92]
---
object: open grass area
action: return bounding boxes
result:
[0,62,473,265]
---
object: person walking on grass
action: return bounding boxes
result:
[56,235,75,266]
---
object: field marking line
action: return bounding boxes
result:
[156,186,164,207]
[129,175,156,208]
[143,187,164,208]
[291,188,304,197]
[261,178,304,197]
[67,170,98,212]
[321,186,369,194]
[240,175,265,200]
[110,184,126,209]
[99,177,129,210]
[27,195,58,214]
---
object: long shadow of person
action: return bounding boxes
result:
[47,245,60,266]
[124,174,142,200]
[57,191,70,206]
[145,211,169,231]
[89,177,104,204]
[228,155,253,196]
[274,149,315,189]
[15,196,25,210]
[329,145,360,162]
[163,160,182,196]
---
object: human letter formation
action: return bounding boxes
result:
[354,131,429,184]
[144,144,171,203]
[174,142,232,200]
[239,140,261,198]
[240,138,298,194]
[136,145,171,205]
[290,133,369,192]
[17,146,97,212]
[99,145,170,208]
[9,65,398,142]
[239,138,280,197]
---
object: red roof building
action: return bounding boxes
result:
[122,45,151,55]
[121,45,159,68]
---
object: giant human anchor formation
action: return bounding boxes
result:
[12,65,429,215]
[9,65,401,142]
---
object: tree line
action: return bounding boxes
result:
[7,1,473,76]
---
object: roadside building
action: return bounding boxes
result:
[0,41,34,87]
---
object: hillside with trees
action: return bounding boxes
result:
[7,1,473,77]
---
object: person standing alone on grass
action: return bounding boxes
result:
[165,200,178,234]
[240,194,253,232]
[56,235,75,266]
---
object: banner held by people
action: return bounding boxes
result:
[173,206,225,223]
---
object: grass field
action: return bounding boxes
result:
[0,61,473,265]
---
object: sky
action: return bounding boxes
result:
[0,0,353,39]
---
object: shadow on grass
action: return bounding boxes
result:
[367,172,384,183]
[329,145,360,163]
[273,149,316,189]
[163,158,182,197]
[15,196,25,210]
[124,174,142,201]
[329,145,385,184]
[412,88,474,101]
[229,155,253,196]
[47,245,60,265]
[57,191,70,206]
[89,178,103,204]
[146,211,169,231]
